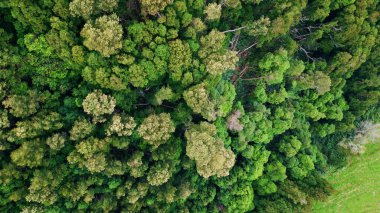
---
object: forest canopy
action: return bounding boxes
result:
[0,0,379,212]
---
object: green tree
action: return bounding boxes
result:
[279,136,302,157]
[152,86,175,105]
[287,154,315,179]
[0,0,379,211]
[238,105,273,144]
[219,181,254,212]
[258,49,290,85]
[168,39,192,82]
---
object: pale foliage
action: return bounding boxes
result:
[198,30,226,58]
[69,118,95,141]
[82,90,116,123]
[184,81,235,121]
[147,162,171,186]
[203,50,239,75]
[339,121,380,154]
[106,114,136,136]
[168,39,192,82]
[69,0,94,19]
[69,0,118,19]
[156,184,176,203]
[178,182,193,199]
[46,133,66,150]
[313,71,331,95]
[227,110,244,132]
[247,16,271,37]
[183,83,216,121]
[359,122,380,142]
[21,206,44,213]
[198,30,239,75]
[224,0,241,8]
[185,122,236,178]
[97,0,119,12]
[137,113,175,148]
[127,182,149,204]
[140,0,173,15]
[11,139,45,168]
[2,90,41,118]
[204,3,222,21]
[7,112,63,142]
[297,71,331,95]
[0,110,10,129]
[67,137,108,173]
[25,169,64,205]
[127,151,148,178]
[80,14,123,57]
[0,82,5,99]
[192,18,207,32]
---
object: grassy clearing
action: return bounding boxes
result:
[312,142,380,213]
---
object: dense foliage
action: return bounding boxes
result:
[0,0,379,212]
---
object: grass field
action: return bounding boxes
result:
[312,142,380,213]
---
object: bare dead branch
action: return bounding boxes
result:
[238,42,258,55]
[299,46,316,61]
[240,76,267,81]
[222,26,247,33]
[229,33,240,51]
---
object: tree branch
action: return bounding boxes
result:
[222,26,247,33]
[229,33,240,51]
[238,42,257,55]
[299,46,318,61]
